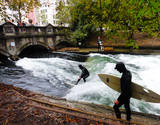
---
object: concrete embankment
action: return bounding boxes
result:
[57,47,160,55]
[0,83,160,125]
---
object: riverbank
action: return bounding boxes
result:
[57,47,160,55]
[57,32,160,55]
[0,82,160,125]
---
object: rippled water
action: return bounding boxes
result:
[0,52,160,115]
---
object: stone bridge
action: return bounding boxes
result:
[0,22,69,61]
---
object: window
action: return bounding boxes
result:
[5,26,14,33]
[47,28,52,32]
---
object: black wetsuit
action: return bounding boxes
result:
[76,66,89,85]
[97,40,101,52]
[80,66,89,82]
[113,69,132,121]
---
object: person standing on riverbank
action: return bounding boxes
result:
[97,36,101,52]
[97,36,103,52]
[76,65,89,85]
[113,62,132,121]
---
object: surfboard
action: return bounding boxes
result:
[98,74,160,103]
[64,82,75,88]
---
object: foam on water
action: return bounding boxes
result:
[16,57,80,83]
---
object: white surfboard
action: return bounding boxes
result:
[98,74,160,103]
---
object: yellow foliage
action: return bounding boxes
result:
[5,119,8,125]
[3,0,40,22]
[104,47,114,51]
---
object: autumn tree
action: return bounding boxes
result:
[55,0,160,47]
[104,0,160,48]
[1,0,40,23]
[61,0,98,44]
[0,0,10,22]
[56,0,70,26]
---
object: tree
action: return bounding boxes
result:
[0,0,10,22]
[138,0,160,37]
[111,0,160,48]
[56,0,70,26]
[63,0,98,44]
[57,0,160,47]
[1,0,40,23]
[40,10,47,25]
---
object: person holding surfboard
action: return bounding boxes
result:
[113,62,132,121]
[76,65,89,85]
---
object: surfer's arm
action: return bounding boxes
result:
[76,77,81,85]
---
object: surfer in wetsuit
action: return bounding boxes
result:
[76,65,89,85]
[114,62,132,121]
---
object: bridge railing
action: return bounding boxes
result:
[0,22,68,37]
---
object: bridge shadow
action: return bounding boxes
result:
[18,45,88,62]
[19,45,50,58]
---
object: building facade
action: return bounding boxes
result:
[35,0,68,26]
[0,0,68,27]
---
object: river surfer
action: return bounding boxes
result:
[76,65,89,85]
[113,62,132,121]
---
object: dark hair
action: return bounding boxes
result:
[115,62,126,70]
[78,64,83,69]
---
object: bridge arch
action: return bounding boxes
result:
[0,22,69,60]
[17,42,51,58]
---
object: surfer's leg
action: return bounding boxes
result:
[124,100,131,121]
[113,101,122,119]
[83,78,86,82]
[83,74,89,82]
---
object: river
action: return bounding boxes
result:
[0,52,160,115]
